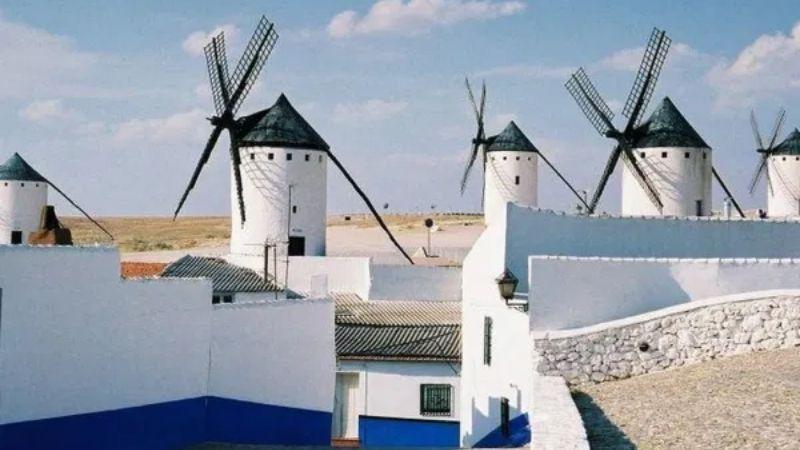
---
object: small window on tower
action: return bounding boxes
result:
[20,183,25,187]
[35,183,39,187]
[661,152,667,158]
[305,154,310,162]
[3,182,6,186]
[640,152,645,158]
[783,157,787,161]
[516,156,520,161]
[503,156,507,161]
[528,157,531,161]
[684,152,690,159]
[287,153,293,161]
[319,155,323,163]
[703,153,707,160]
[515,176,520,185]
[292,205,298,214]
[250,153,255,160]
[268,153,274,160]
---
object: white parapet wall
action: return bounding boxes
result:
[369,265,462,301]
[529,256,800,331]
[534,291,800,385]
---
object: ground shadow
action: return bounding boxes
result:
[572,391,635,450]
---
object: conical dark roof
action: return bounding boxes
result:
[0,153,46,182]
[236,93,329,151]
[633,97,709,149]
[486,121,539,153]
[774,128,800,155]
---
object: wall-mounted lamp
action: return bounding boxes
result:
[495,268,519,301]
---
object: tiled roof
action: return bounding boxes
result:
[486,121,539,153]
[633,97,709,149]
[236,93,329,151]
[333,294,461,362]
[0,153,47,182]
[774,128,800,155]
[160,255,279,292]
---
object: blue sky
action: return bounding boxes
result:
[1,0,799,216]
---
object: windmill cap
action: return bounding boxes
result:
[236,93,329,151]
[773,127,800,155]
[633,96,709,149]
[0,152,47,182]
[486,121,539,153]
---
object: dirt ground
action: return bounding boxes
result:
[574,347,800,449]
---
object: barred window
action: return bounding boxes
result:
[420,384,452,416]
[484,316,492,366]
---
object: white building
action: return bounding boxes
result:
[484,121,538,225]
[622,97,712,217]
[230,94,328,260]
[0,153,48,245]
[766,128,800,217]
[333,295,461,447]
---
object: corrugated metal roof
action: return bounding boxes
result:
[0,153,47,182]
[486,121,538,153]
[774,128,800,155]
[633,97,709,149]
[236,93,329,151]
[160,255,279,292]
[332,294,461,362]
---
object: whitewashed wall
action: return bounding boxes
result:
[369,265,462,302]
[767,156,800,217]
[338,360,460,421]
[0,181,47,244]
[506,205,800,294]
[484,151,537,226]
[0,246,211,424]
[209,299,335,412]
[529,256,800,330]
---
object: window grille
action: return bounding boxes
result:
[420,384,452,416]
[501,397,510,437]
[484,316,492,365]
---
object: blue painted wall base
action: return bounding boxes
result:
[474,413,531,448]
[359,415,460,447]
[0,397,332,450]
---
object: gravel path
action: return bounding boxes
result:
[573,347,800,449]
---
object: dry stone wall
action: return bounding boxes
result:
[534,295,800,385]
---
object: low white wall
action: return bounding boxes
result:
[0,246,211,424]
[209,299,335,412]
[369,265,462,302]
[529,256,800,330]
[506,205,800,294]
[338,360,460,421]
[531,375,588,450]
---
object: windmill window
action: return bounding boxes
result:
[268,153,274,160]
[20,183,24,187]
[783,157,787,161]
[515,176,520,185]
[528,157,531,161]
[640,152,645,158]
[796,157,799,161]
[661,152,667,158]
[703,153,707,160]
[287,153,293,161]
[516,156,520,161]
[3,182,7,186]
[305,154,310,162]
[503,156,507,161]
[684,152,690,159]
[35,183,39,187]
[318,155,323,163]
[250,153,255,160]
[292,205,297,214]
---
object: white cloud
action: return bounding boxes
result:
[332,99,408,124]
[601,42,713,72]
[19,99,78,122]
[474,64,573,79]
[182,24,238,56]
[328,0,526,38]
[111,109,209,144]
[706,21,800,107]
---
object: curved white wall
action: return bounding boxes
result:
[767,155,800,217]
[230,146,327,258]
[622,146,711,217]
[484,151,537,225]
[0,179,47,244]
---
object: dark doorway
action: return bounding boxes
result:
[288,236,305,256]
[10,231,22,245]
[500,397,510,437]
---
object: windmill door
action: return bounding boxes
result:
[332,372,359,441]
[288,236,305,256]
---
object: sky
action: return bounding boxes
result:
[0,0,799,216]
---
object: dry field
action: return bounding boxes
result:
[574,347,800,449]
[62,213,484,254]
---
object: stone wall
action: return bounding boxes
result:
[534,293,800,385]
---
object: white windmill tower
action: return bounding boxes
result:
[749,109,800,217]
[0,153,112,245]
[566,28,744,218]
[460,80,589,225]
[173,15,413,268]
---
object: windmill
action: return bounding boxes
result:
[748,108,787,196]
[173,15,413,264]
[565,27,744,218]
[460,78,590,216]
[749,108,800,217]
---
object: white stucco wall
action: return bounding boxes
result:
[231,146,327,258]
[337,360,460,421]
[506,205,800,295]
[767,156,800,217]
[369,265,462,302]
[0,180,47,244]
[484,151,537,226]
[622,146,712,217]
[209,299,335,412]
[529,256,800,331]
[0,246,211,424]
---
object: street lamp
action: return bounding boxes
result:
[495,268,518,301]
